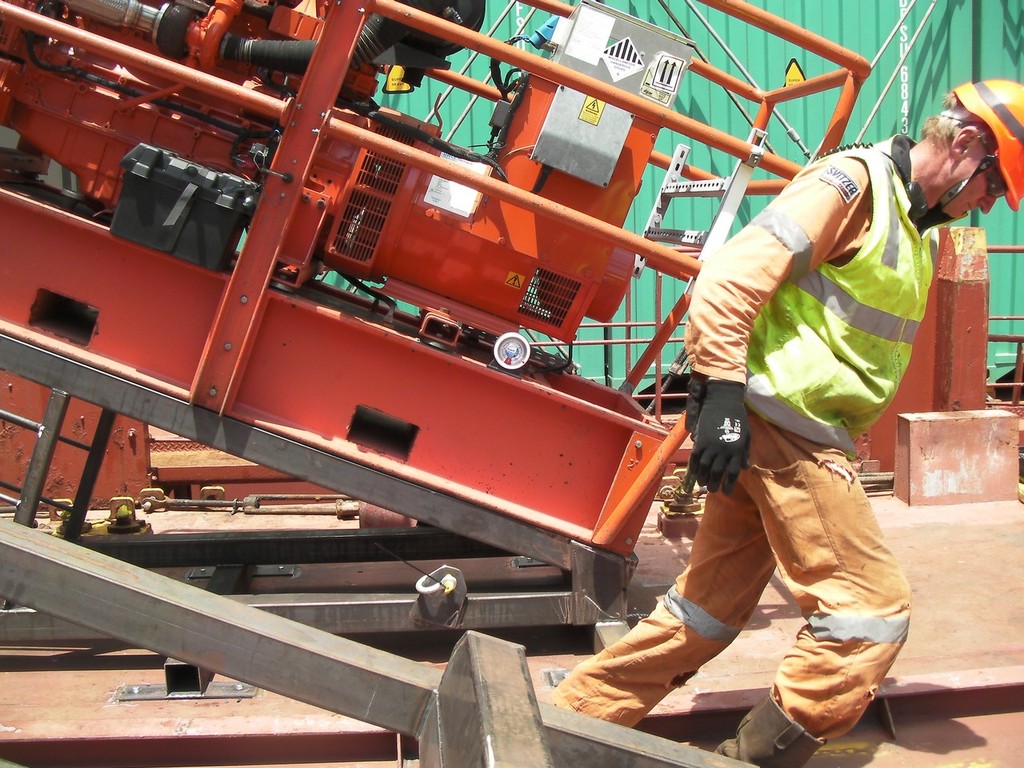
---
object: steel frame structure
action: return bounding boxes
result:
[0,0,869,554]
[0,517,744,767]
[5,3,1019,763]
[0,330,638,641]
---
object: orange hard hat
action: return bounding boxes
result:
[953,80,1024,211]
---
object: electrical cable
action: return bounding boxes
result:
[340,96,509,182]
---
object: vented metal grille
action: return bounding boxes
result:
[331,126,411,263]
[333,190,391,263]
[354,147,405,196]
[518,268,580,327]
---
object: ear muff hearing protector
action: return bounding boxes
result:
[887,134,929,220]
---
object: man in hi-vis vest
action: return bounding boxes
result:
[553,80,1024,767]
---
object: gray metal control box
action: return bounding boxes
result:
[530,0,695,187]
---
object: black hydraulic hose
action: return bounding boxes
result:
[220,0,452,74]
[351,13,411,68]
[219,33,316,75]
[220,12,418,74]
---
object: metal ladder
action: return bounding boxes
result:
[621,127,769,397]
[643,126,769,291]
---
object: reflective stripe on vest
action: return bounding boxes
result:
[744,144,932,453]
[752,208,815,280]
[747,373,857,454]
[795,270,920,344]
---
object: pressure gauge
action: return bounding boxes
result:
[493,331,531,371]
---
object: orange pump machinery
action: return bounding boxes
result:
[0,0,869,562]
[0,0,661,342]
[319,75,654,339]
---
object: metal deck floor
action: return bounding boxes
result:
[2,493,1022,767]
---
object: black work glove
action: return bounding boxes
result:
[684,375,706,433]
[687,379,750,495]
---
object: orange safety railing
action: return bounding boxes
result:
[409,0,873,195]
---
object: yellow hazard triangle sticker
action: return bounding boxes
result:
[579,97,605,126]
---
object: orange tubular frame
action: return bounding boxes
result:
[426,0,870,186]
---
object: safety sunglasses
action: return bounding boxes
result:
[976,135,1009,197]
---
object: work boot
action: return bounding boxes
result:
[715,695,824,768]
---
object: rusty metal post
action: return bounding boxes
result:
[933,227,991,411]
[860,227,989,471]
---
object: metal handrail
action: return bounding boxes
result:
[986,245,1024,406]
[988,332,1024,406]
[422,0,870,192]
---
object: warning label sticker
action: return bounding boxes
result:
[601,37,644,82]
[640,52,686,105]
[579,97,605,126]
[563,4,614,66]
[785,58,806,87]
[423,153,489,218]
[505,271,525,289]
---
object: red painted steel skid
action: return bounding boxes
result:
[0,182,667,555]
[0,0,679,554]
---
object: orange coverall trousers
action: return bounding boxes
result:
[552,412,912,740]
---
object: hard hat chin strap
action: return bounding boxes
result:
[938,178,971,207]
[939,151,997,209]
[919,164,984,231]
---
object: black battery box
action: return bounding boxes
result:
[110,144,260,270]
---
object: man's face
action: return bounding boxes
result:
[943,128,1007,217]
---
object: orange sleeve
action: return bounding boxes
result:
[683,155,874,382]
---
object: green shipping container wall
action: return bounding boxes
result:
[376,0,1024,390]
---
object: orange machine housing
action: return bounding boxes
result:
[322,76,655,340]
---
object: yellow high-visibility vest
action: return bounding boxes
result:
[745,144,933,455]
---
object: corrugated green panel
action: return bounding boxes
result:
[972,0,1024,376]
[376,1,1024,386]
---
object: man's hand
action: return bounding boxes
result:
[687,379,750,494]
